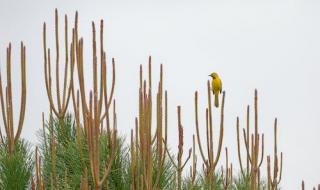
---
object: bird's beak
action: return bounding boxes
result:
[208,74,211,77]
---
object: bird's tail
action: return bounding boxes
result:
[214,91,219,108]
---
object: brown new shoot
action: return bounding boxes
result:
[222,147,233,190]
[35,146,45,190]
[80,168,90,190]
[0,42,26,154]
[72,15,117,190]
[166,106,192,190]
[194,81,225,189]
[267,118,283,190]
[236,89,264,190]
[42,9,77,188]
[189,135,197,186]
[43,9,75,121]
[130,58,168,190]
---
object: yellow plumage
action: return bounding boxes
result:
[209,72,222,107]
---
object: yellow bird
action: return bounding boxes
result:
[209,72,222,107]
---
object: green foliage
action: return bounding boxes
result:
[234,173,251,190]
[36,114,271,190]
[38,114,130,189]
[99,132,130,190]
[233,172,269,190]
[198,172,224,190]
[183,172,205,190]
[39,114,87,189]
[0,139,33,190]
[184,172,225,190]
[122,145,176,190]
[152,149,176,189]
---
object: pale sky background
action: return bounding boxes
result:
[0,0,320,189]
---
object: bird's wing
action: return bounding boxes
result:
[211,80,215,93]
[219,79,222,93]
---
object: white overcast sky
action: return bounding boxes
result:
[1,0,320,189]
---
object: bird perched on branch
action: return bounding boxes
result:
[209,72,222,107]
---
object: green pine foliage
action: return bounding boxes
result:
[183,171,226,190]
[39,114,86,189]
[234,173,251,190]
[37,114,180,189]
[38,114,130,189]
[34,114,271,189]
[152,149,176,189]
[0,139,33,190]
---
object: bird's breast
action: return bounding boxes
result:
[211,79,222,92]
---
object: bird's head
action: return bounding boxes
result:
[208,72,219,79]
